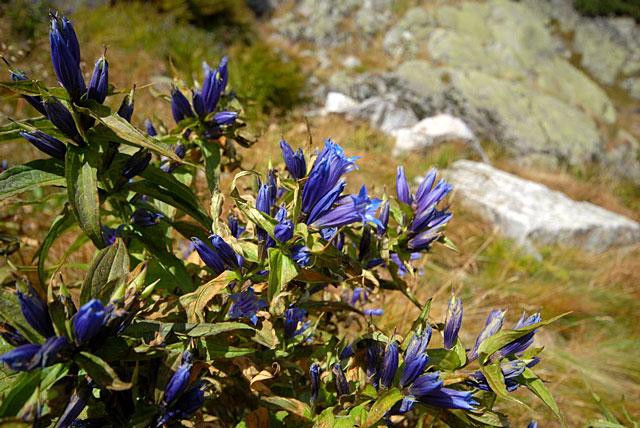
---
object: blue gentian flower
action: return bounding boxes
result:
[57,381,91,428]
[32,335,69,368]
[164,384,204,423]
[332,363,350,396]
[339,343,355,360]
[229,288,266,325]
[468,309,505,361]
[145,119,157,136]
[72,299,108,345]
[396,166,412,205]
[310,185,382,229]
[87,56,108,104]
[301,140,358,218]
[117,90,135,122]
[443,295,463,349]
[274,205,294,242]
[20,130,67,161]
[17,287,55,338]
[389,252,422,276]
[284,306,309,339]
[309,363,321,405]
[122,149,151,179]
[171,88,195,124]
[364,340,384,388]
[227,214,245,238]
[49,14,86,102]
[200,57,228,115]
[164,352,193,405]
[468,359,527,393]
[380,341,399,389]
[415,386,477,410]
[43,99,81,142]
[213,111,237,126]
[0,159,7,172]
[209,234,242,269]
[0,322,28,346]
[377,201,390,236]
[8,69,47,115]
[191,237,226,275]
[280,140,306,180]
[493,312,541,360]
[0,343,40,371]
[528,421,538,428]
[101,225,121,246]
[291,245,312,267]
[363,308,384,316]
[131,208,163,227]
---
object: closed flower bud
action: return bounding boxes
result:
[164,355,192,405]
[191,237,225,275]
[228,287,267,326]
[209,234,241,269]
[43,99,81,142]
[469,309,505,361]
[332,363,349,397]
[309,362,321,404]
[280,140,306,180]
[284,306,309,339]
[443,295,463,349]
[0,323,28,346]
[380,341,399,389]
[8,69,47,115]
[17,287,55,338]
[72,299,107,345]
[274,205,293,242]
[400,353,429,388]
[213,111,237,126]
[291,245,312,267]
[171,88,194,124]
[87,56,108,104]
[31,335,69,369]
[0,343,40,371]
[117,89,135,122]
[19,131,67,161]
[122,149,151,179]
[396,166,412,205]
[131,208,162,227]
[377,200,390,236]
[49,14,86,102]
[56,380,91,428]
[145,118,157,136]
[227,214,244,238]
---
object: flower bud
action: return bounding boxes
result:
[17,287,55,338]
[164,354,192,405]
[9,69,47,115]
[191,237,225,275]
[122,149,151,179]
[380,341,399,389]
[443,295,463,349]
[87,56,108,104]
[0,343,40,371]
[274,205,293,242]
[309,362,321,405]
[280,140,306,180]
[332,363,349,397]
[19,131,67,161]
[49,14,86,102]
[209,234,240,269]
[43,99,81,142]
[171,88,194,124]
[72,299,107,345]
[117,88,135,122]
[396,166,412,205]
[213,111,237,126]
[56,380,91,428]
[144,118,157,136]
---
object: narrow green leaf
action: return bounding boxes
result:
[34,205,75,284]
[267,248,298,302]
[80,238,129,305]
[479,364,527,408]
[75,351,131,390]
[519,367,563,422]
[364,388,403,427]
[65,146,103,248]
[0,159,65,200]
[202,143,221,193]
[0,364,68,417]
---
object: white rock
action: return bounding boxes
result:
[324,91,360,114]
[445,160,640,252]
[393,114,476,155]
[346,96,418,134]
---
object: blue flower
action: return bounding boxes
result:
[171,88,195,124]
[20,130,67,161]
[229,288,267,325]
[0,322,28,346]
[200,58,227,115]
[291,245,312,267]
[528,421,538,428]
[57,381,90,428]
[364,340,384,388]
[0,343,40,371]
[274,205,294,242]
[0,159,7,172]
[8,69,47,115]
[468,309,505,361]
[396,166,412,205]
[284,306,309,339]
[17,287,55,338]
[443,295,463,350]
[117,90,135,122]
[191,237,226,275]
[213,111,237,126]
[415,386,477,410]
[332,363,350,396]
[131,208,163,227]
[43,99,81,142]
[280,140,306,180]
[72,299,108,345]
[164,352,193,405]
[122,149,151,179]
[101,225,122,246]
[209,234,242,269]
[377,201,390,236]
[309,363,321,405]
[165,384,204,423]
[468,359,528,393]
[145,119,157,136]
[363,308,384,316]
[339,343,355,360]
[380,341,399,389]
[310,185,382,229]
[301,140,358,217]
[227,214,245,238]
[49,14,86,102]
[32,335,69,369]
[87,56,108,104]
[493,312,541,360]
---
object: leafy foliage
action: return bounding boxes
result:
[0,12,564,428]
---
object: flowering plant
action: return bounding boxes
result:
[0,13,561,427]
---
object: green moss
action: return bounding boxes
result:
[574,0,640,20]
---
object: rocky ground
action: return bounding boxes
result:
[268,0,640,253]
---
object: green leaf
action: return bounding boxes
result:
[75,351,131,390]
[183,322,255,337]
[364,388,403,427]
[34,205,75,284]
[267,248,298,303]
[477,312,569,364]
[0,159,65,200]
[479,363,527,409]
[262,396,312,419]
[0,364,68,417]
[204,340,255,359]
[202,143,221,193]
[65,146,103,248]
[519,367,563,422]
[80,238,129,305]
[179,271,239,322]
